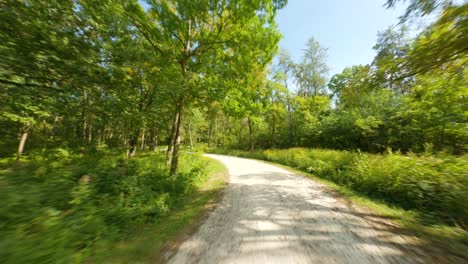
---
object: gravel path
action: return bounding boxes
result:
[167,154,428,264]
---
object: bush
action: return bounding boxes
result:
[0,149,211,263]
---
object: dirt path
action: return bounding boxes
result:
[166,154,429,264]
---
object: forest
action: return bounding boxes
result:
[0,0,467,263]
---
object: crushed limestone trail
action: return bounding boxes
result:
[167,154,428,264]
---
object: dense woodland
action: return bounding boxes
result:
[1,0,290,175]
[1,0,467,165]
[0,0,467,262]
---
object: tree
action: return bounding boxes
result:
[386,0,468,76]
[0,0,105,159]
[273,49,295,145]
[373,26,414,94]
[222,65,271,151]
[291,95,331,146]
[122,0,286,175]
[329,65,378,107]
[393,58,467,153]
[327,65,399,151]
[263,80,289,147]
[294,37,329,96]
[385,0,453,20]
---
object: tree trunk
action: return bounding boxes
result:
[82,117,87,142]
[140,128,146,150]
[88,118,92,143]
[149,127,158,151]
[82,90,88,142]
[188,120,193,150]
[97,129,102,145]
[16,130,29,162]
[127,133,138,158]
[49,115,59,139]
[166,109,180,166]
[238,122,243,147]
[207,122,212,147]
[170,20,190,176]
[42,120,47,137]
[271,115,276,147]
[287,93,293,146]
[214,116,218,147]
[170,97,184,176]
[248,117,254,151]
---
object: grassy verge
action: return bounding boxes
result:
[209,148,468,259]
[99,157,228,264]
[0,149,227,263]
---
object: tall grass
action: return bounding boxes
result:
[0,148,215,263]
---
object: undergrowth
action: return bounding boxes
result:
[0,148,214,263]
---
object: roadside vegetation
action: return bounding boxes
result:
[0,149,226,263]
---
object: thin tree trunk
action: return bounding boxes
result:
[215,116,218,147]
[166,109,180,166]
[188,120,193,150]
[238,122,243,147]
[49,115,59,139]
[82,90,88,142]
[271,115,276,146]
[82,118,87,142]
[170,97,184,176]
[154,127,158,150]
[97,129,102,145]
[16,130,28,162]
[171,20,190,176]
[207,122,212,147]
[286,92,293,146]
[42,120,47,137]
[88,118,92,143]
[140,128,146,150]
[149,127,158,151]
[248,117,254,151]
[127,134,138,158]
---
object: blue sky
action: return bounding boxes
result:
[275,0,407,76]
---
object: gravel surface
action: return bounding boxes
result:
[167,154,428,264]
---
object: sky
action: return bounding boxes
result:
[275,0,408,76]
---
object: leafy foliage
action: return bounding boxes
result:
[205,1,467,155]
[293,37,329,96]
[0,149,212,263]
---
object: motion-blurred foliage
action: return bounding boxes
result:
[0,149,210,263]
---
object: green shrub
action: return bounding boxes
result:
[0,149,212,263]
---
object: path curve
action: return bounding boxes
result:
[167,154,428,264]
